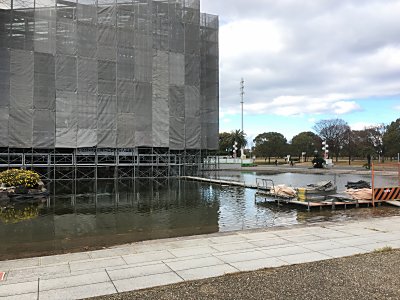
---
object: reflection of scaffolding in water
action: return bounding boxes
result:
[50,177,194,210]
[0,147,217,180]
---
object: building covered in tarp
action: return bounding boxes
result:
[0,0,218,177]
[0,0,218,150]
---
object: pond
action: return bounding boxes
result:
[1,172,399,259]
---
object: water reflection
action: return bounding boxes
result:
[216,171,399,191]
[0,179,221,259]
[1,174,400,259]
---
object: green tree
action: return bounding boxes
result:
[291,131,321,162]
[383,118,400,159]
[253,132,287,163]
[347,129,374,159]
[218,132,232,155]
[218,130,247,156]
[347,125,386,163]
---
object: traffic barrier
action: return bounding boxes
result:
[373,187,400,201]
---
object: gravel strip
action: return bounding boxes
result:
[89,249,400,300]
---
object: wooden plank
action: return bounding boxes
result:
[386,201,400,207]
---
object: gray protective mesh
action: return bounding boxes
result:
[0,0,218,150]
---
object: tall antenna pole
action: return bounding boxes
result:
[240,78,245,160]
[240,78,244,134]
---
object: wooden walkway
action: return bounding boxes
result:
[182,176,400,211]
[182,176,258,189]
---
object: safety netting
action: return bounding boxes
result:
[0,0,219,150]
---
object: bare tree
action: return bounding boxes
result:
[367,124,386,161]
[313,118,350,162]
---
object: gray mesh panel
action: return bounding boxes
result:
[9,107,33,147]
[34,9,56,54]
[55,55,77,92]
[97,25,116,61]
[56,21,76,55]
[0,108,9,146]
[185,85,200,149]
[0,10,10,49]
[0,0,219,151]
[169,85,184,149]
[77,22,97,58]
[117,113,135,148]
[10,49,34,108]
[152,50,169,148]
[77,93,97,147]
[78,57,97,94]
[33,109,55,148]
[34,52,55,110]
[169,52,184,85]
[134,82,152,146]
[98,94,117,147]
[0,47,10,108]
[98,60,116,95]
[56,91,77,148]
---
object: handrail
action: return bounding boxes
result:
[256,178,276,199]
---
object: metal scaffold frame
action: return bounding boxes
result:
[0,147,217,180]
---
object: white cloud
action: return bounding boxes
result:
[332,101,362,115]
[350,122,380,131]
[202,0,400,117]
[308,118,316,123]
[220,19,285,60]
[244,97,361,117]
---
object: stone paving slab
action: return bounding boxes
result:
[277,252,332,264]
[1,216,400,299]
[230,257,288,272]
[175,264,238,281]
[106,263,171,281]
[168,246,218,258]
[300,240,347,251]
[282,234,324,243]
[69,257,126,273]
[113,272,183,293]
[0,257,40,270]
[208,241,256,252]
[214,249,270,264]
[0,279,38,297]
[122,250,176,265]
[6,264,70,281]
[260,245,312,257]
[2,292,38,300]
[248,237,290,247]
[39,271,110,291]
[88,248,137,260]
[165,256,225,272]
[40,253,91,266]
[322,246,367,258]
[39,282,117,300]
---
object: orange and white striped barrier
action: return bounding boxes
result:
[373,187,400,201]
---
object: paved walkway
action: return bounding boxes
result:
[2,216,400,300]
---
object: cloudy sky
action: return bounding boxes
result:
[201,0,400,143]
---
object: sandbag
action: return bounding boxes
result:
[345,188,372,200]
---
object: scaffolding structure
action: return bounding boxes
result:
[0,0,219,178]
[0,147,218,179]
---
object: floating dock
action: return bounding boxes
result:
[182,176,400,211]
[182,176,257,189]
